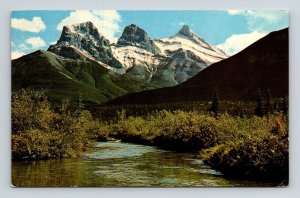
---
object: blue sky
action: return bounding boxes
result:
[11,10,289,59]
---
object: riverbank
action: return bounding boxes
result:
[107,110,288,184]
[11,89,288,185]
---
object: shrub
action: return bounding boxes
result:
[11,89,107,160]
[12,89,55,134]
[200,114,288,181]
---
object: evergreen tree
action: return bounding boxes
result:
[210,89,220,115]
[282,96,288,115]
[255,89,266,117]
[75,89,85,112]
[78,93,84,110]
[266,89,271,114]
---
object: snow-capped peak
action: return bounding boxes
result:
[48,21,123,69]
[154,25,228,64]
[174,25,212,49]
[177,25,195,38]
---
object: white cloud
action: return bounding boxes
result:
[228,10,279,22]
[217,32,267,55]
[18,43,30,51]
[25,37,46,48]
[228,10,244,15]
[11,51,26,60]
[227,10,288,32]
[57,10,121,42]
[11,17,46,33]
[222,10,288,55]
[11,37,46,59]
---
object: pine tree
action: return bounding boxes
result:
[78,92,84,110]
[210,89,220,115]
[255,89,266,117]
[283,96,288,115]
[266,89,271,114]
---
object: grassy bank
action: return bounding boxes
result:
[200,115,288,182]
[108,110,288,182]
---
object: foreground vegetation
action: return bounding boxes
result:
[12,89,108,159]
[109,110,288,181]
[12,89,288,182]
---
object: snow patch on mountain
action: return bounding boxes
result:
[154,25,227,64]
[112,45,163,69]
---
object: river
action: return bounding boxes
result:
[12,141,277,187]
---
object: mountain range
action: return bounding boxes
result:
[107,28,289,105]
[12,21,227,104]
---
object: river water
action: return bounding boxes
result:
[12,142,276,187]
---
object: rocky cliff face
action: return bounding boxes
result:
[117,24,161,54]
[48,21,123,69]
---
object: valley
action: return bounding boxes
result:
[11,18,289,187]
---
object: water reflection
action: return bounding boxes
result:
[12,142,276,187]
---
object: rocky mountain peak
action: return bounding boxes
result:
[117,24,160,54]
[48,21,122,69]
[177,25,194,38]
[172,25,227,57]
[57,21,108,46]
[66,21,102,39]
[175,25,202,42]
[118,24,149,44]
[173,25,202,44]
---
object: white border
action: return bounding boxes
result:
[1,0,299,197]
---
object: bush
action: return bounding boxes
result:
[11,89,107,159]
[12,89,55,134]
[200,114,288,181]
[112,110,268,151]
